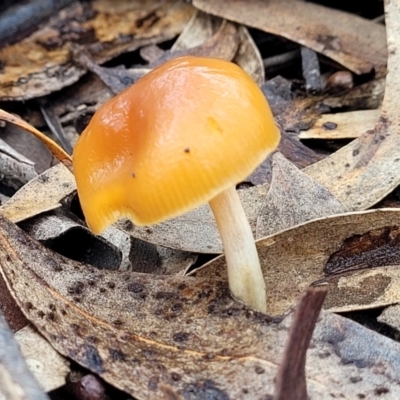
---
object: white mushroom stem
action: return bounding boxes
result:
[209,186,266,312]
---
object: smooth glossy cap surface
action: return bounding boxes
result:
[73,56,280,233]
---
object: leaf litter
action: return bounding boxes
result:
[2,1,398,398]
[1,215,400,399]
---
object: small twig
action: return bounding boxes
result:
[274,287,327,400]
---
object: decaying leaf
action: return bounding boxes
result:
[299,109,381,140]
[0,0,194,100]
[194,209,400,316]
[256,153,347,237]
[0,163,75,223]
[1,215,400,399]
[304,0,400,211]
[14,325,70,392]
[193,0,387,76]
[0,312,48,400]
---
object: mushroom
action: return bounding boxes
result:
[73,56,280,312]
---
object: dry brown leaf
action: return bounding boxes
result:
[299,109,380,140]
[193,0,387,76]
[256,153,347,237]
[194,209,400,316]
[0,0,194,100]
[0,163,75,223]
[303,0,400,211]
[1,216,400,399]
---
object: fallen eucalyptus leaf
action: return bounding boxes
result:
[194,209,400,316]
[1,216,400,399]
[0,163,75,223]
[299,109,381,140]
[193,0,387,76]
[256,153,347,237]
[0,311,48,400]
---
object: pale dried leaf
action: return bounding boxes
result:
[1,216,400,399]
[15,325,70,392]
[299,109,380,140]
[256,153,347,238]
[377,304,400,332]
[0,312,48,400]
[233,25,264,85]
[0,163,75,223]
[194,209,400,316]
[193,0,387,76]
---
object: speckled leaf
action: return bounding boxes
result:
[193,0,387,76]
[0,163,75,224]
[1,216,400,399]
[194,209,400,316]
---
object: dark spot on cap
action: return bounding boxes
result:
[107,281,116,289]
[184,147,190,153]
[99,288,106,293]
[37,311,45,318]
[172,332,189,343]
[131,172,136,178]
[112,319,123,327]
[353,149,359,156]
[350,376,362,383]
[25,302,34,311]
[49,304,56,311]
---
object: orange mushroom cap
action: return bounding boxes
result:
[73,56,280,234]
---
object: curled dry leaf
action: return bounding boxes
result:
[194,209,400,316]
[1,216,400,399]
[193,0,387,76]
[0,0,194,100]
